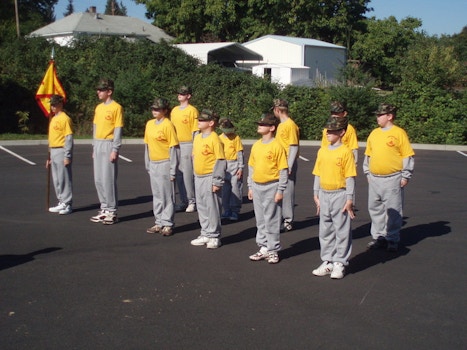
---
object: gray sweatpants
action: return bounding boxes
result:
[195,174,222,238]
[50,147,72,206]
[93,140,118,212]
[318,189,352,265]
[282,160,297,224]
[222,160,243,214]
[149,160,175,227]
[368,173,403,243]
[252,181,282,252]
[176,142,195,206]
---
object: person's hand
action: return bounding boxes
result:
[248,189,253,201]
[110,151,118,163]
[64,158,71,166]
[274,192,283,203]
[401,178,409,187]
[45,159,51,168]
[236,169,243,180]
[342,200,355,219]
[212,185,221,193]
[314,195,320,216]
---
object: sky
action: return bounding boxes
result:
[54,0,466,37]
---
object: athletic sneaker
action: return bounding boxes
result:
[229,212,239,221]
[330,262,345,279]
[90,210,107,223]
[367,237,387,250]
[146,225,161,234]
[185,203,196,213]
[175,203,187,212]
[190,235,210,246]
[102,212,118,225]
[386,241,398,252]
[249,247,269,261]
[49,202,66,213]
[59,205,72,215]
[267,251,280,264]
[161,226,174,236]
[206,238,221,249]
[283,221,293,232]
[312,261,334,276]
[221,210,232,219]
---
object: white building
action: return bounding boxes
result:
[29,7,173,46]
[242,35,346,86]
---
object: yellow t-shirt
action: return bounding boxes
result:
[170,104,199,142]
[321,123,358,150]
[276,118,300,158]
[93,100,124,139]
[48,112,73,147]
[219,133,243,160]
[312,144,356,190]
[248,138,288,183]
[365,125,415,175]
[144,118,179,161]
[192,132,225,175]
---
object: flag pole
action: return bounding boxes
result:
[46,48,55,211]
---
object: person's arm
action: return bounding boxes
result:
[288,145,299,170]
[363,155,370,176]
[352,149,358,165]
[343,177,356,219]
[236,150,244,178]
[169,146,179,181]
[64,134,73,165]
[274,168,288,203]
[401,156,414,187]
[212,159,227,188]
[144,145,150,172]
[247,164,254,200]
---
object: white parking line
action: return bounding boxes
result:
[0,145,36,165]
[457,151,467,157]
[118,154,133,162]
[299,155,310,162]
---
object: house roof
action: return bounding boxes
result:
[244,35,345,50]
[175,42,262,64]
[29,12,173,43]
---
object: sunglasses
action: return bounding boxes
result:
[151,108,163,111]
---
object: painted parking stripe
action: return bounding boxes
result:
[118,154,132,162]
[0,145,36,165]
[457,151,467,157]
[299,155,310,162]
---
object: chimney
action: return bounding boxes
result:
[89,6,97,14]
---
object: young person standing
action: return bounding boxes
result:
[144,98,179,236]
[248,113,288,264]
[190,110,226,249]
[170,86,199,213]
[312,116,356,279]
[272,99,300,232]
[363,103,415,252]
[90,78,123,225]
[47,94,73,215]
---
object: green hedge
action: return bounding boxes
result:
[0,37,465,144]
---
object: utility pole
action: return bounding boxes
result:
[14,0,20,38]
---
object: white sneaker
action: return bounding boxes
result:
[102,211,118,225]
[312,261,333,276]
[59,205,72,215]
[249,247,269,261]
[267,251,280,264]
[206,238,221,249]
[190,235,210,246]
[49,203,66,213]
[330,262,345,279]
[90,210,107,223]
[185,203,196,213]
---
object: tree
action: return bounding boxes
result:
[350,16,422,89]
[105,0,127,16]
[64,0,74,17]
[0,0,58,42]
[134,0,371,44]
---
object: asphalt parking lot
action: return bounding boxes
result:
[0,142,466,349]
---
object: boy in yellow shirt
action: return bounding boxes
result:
[312,116,356,279]
[190,110,226,249]
[46,94,73,215]
[219,118,244,221]
[248,113,288,264]
[363,103,414,252]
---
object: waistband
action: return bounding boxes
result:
[369,171,401,178]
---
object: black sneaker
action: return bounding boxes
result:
[367,237,387,250]
[386,241,398,252]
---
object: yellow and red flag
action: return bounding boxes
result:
[35,60,66,117]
